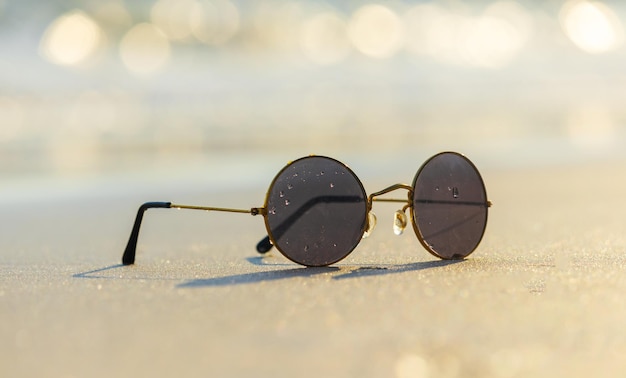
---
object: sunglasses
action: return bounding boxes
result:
[122,151,491,267]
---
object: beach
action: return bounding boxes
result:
[4,1,626,375]
[3,155,626,377]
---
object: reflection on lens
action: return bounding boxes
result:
[265,156,367,266]
[412,152,488,259]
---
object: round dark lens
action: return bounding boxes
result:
[265,156,367,266]
[412,152,488,259]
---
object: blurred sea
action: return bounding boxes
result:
[2,0,626,203]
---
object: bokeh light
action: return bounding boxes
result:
[559,0,624,54]
[92,2,133,30]
[300,11,351,65]
[39,10,103,66]
[190,0,240,46]
[404,4,463,64]
[348,4,404,59]
[119,23,171,76]
[473,1,533,67]
[405,1,531,68]
[462,16,524,68]
[151,0,197,42]
[395,354,432,378]
[249,2,304,51]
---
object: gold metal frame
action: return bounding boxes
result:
[259,155,368,266]
[410,151,492,260]
[121,152,491,267]
[170,204,264,215]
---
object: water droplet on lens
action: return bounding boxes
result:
[287,184,293,190]
[285,199,290,206]
[320,171,324,175]
[269,207,276,215]
[279,191,284,198]
[453,187,459,198]
[330,183,334,188]
[304,245,309,252]
[435,186,439,191]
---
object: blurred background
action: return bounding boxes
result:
[2,0,626,202]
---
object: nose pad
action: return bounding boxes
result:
[362,212,377,239]
[393,209,408,236]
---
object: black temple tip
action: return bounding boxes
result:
[121,202,172,265]
[256,236,273,254]
[122,243,136,265]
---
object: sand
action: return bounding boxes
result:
[2,158,626,378]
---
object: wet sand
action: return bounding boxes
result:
[2,158,626,377]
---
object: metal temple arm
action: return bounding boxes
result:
[122,202,263,265]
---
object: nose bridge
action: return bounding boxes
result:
[367,183,413,210]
